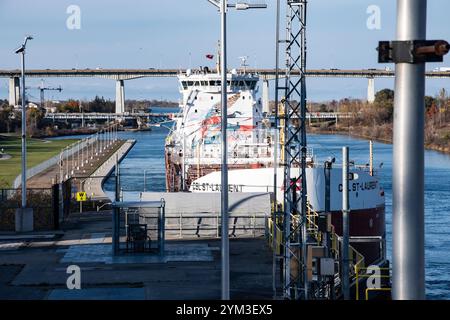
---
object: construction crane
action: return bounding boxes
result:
[27,79,62,109]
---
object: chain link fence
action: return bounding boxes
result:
[0,187,57,231]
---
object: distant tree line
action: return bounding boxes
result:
[0,100,18,133]
[126,99,178,112]
[0,99,46,136]
[310,88,450,151]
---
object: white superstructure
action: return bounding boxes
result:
[166,67,385,215]
[167,67,274,167]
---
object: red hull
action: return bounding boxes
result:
[331,206,385,265]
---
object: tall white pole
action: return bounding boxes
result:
[66,146,69,178]
[144,170,147,192]
[59,151,63,183]
[81,139,84,168]
[272,0,280,298]
[220,0,230,301]
[77,140,80,170]
[392,0,426,300]
[20,51,27,208]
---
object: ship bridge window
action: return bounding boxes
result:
[187,81,194,87]
[244,80,256,90]
[209,80,215,86]
[181,81,188,90]
[194,81,201,87]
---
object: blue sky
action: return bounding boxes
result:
[1,0,450,102]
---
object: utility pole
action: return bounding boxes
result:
[342,147,350,300]
[207,0,266,301]
[272,0,281,299]
[279,0,309,300]
[38,80,62,110]
[14,36,33,216]
[80,100,85,128]
[219,0,229,300]
[378,0,449,300]
[393,0,427,299]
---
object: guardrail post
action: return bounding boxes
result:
[52,183,59,230]
[159,199,165,256]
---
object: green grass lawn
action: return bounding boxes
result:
[0,135,78,188]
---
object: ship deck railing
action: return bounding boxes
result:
[267,202,390,300]
[354,265,391,300]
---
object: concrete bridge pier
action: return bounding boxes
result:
[262,79,270,114]
[367,77,375,103]
[115,80,125,113]
[9,77,20,106]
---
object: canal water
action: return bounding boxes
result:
[55,114,450,299]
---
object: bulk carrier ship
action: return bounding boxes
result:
[165,64,387,267]
[165,59,389,299]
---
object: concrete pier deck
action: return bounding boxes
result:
[85,139,135,201]
[0,211,275,300]
[26,139,127,189]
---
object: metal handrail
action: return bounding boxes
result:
[355,266,391,300]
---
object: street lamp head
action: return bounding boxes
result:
[14,46,25,54]
[14,36,33,54]
[207,0,267,10]
[23,35,33,47]
[233,2,267,10]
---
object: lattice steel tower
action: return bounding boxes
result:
[277,0,309,300]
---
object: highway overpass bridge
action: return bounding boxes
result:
[2,68,449,112]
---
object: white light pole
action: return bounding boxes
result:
[14,36,33,209]
[342,146,350,300]
[59,150,63,183]
[66,146,69,179]
[207,0,266,301]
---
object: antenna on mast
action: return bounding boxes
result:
[216,40,221,74]
[238,56,249,72]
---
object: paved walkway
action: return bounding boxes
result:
[27,140,126,189]
[84,139,136,201]
[0,211,275,300]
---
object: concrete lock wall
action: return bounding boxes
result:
[139,192,271,238]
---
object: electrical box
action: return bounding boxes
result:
[319,258,335,276]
